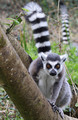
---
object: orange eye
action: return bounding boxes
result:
[55,64,60,69]
[46,63,52,69]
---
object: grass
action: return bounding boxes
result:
[0,87,23,120]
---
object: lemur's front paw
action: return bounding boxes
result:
[49,101,57,112]
[57,108,64,119]
[48,100,57,112]
[48,100,64,119]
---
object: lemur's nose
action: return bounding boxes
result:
[50,70,56,76]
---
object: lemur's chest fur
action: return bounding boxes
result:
[38,69,56,99]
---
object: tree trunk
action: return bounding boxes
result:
[0,26,78,120]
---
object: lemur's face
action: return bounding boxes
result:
[45,61,62,76]
[40,53,67,76]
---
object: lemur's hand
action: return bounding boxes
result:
[48,100,64,119]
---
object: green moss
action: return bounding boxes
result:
[0,35,6,49]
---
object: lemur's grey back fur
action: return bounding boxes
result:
[24,1,72,119]
[60,1,70,44]
[24,2,51,56]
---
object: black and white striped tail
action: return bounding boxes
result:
[60,1,70,44]
[24,2,51,56]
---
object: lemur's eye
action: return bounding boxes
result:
[46,63,52,69]
[55,63,60,69]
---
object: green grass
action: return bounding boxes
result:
[0,87,23,119]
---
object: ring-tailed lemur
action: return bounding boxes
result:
[60,1,70,44]
[23,1,72,119]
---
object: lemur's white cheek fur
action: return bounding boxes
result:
[57,65,63,75]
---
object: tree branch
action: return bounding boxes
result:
[0,26,77,120]
[7,33,32,69]
[1,25,32,69]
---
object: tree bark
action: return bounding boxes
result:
[0,26,78,120]
[1,25,32,69]
[7,33,32,69]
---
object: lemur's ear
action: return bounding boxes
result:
[39,52,47,62]
[60,54,68,63]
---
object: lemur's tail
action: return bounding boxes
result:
[23,2,51,56]
[60,1,70,44]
